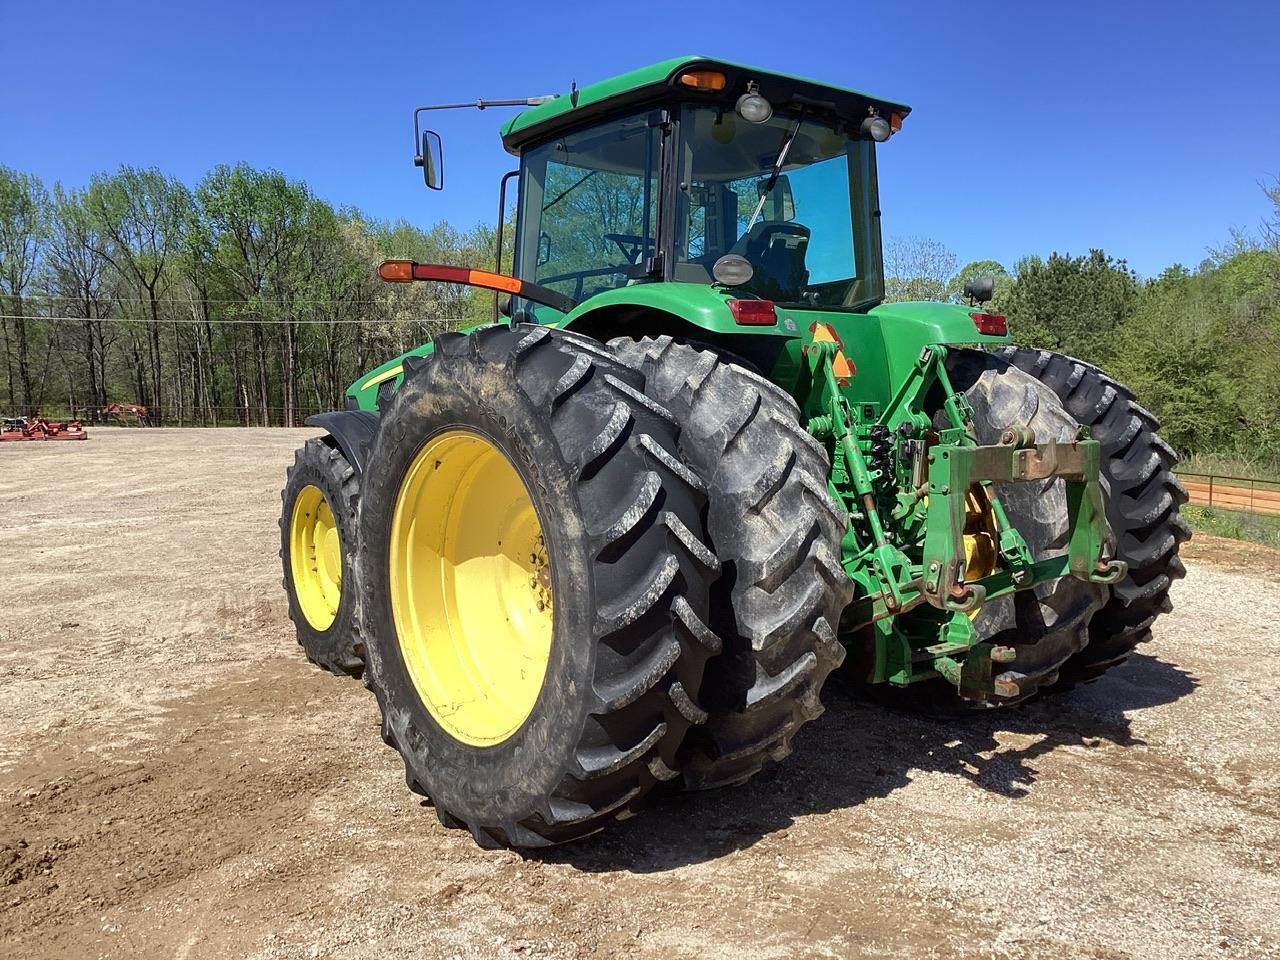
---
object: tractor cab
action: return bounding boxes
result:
[410,58,908,320]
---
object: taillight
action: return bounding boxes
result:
[970,312,1008,336]
[728,299,776,325]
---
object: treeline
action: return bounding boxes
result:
[885,181,1280,466]
[3,164,1279,466]
[0,164,502,426]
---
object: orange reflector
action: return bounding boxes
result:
[378,259,414,282]
[468,269,522,294]
[890,112,903,132]
[678,70,727,92]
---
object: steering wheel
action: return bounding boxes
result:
[603,233,652,263]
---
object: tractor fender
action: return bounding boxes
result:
[862,300,1011,376]
[557,282,794,342]
[305,410,380,477]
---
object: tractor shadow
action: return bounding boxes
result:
[534,653,1198,874]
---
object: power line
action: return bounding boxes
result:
[18,292,479,307]
[0,313,463,325]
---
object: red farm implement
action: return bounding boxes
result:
[99,402,151,426]
[1,416,89,442]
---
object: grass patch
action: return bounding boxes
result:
[1183,504,1280,550]
[1179,452,1280,483]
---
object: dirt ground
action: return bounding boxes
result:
[2,429,1278,960]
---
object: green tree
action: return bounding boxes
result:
[1000,249,1139,363]
[197,163,322,425]
[47,185,114,410]
[83,167,192,418]
[0,167,51,410]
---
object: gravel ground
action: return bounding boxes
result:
[1,428,1277,960]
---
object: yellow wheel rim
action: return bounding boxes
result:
[290,484,343,632]
[963,486,999,617]
[389,430,554,747]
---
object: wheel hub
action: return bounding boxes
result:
[289,485,342,631]
[389,430,554,747]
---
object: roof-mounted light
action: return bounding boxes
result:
[735,80,772,124]
[860,109,891,142]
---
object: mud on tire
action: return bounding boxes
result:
[358,324,721,847]
[997,347,1190,683]
[609,335,852,789]
[280,437,364,677]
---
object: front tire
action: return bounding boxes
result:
[280,437,363,677]
[358,325,720,847]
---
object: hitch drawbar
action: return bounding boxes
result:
[920,429,1128,616]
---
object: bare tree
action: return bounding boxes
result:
[884,235,958,303]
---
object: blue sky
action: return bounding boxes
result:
[3,0,1277,277]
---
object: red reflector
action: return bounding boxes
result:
[728,299,776,326]
[970,312,1008,336]
[412,263,472,284]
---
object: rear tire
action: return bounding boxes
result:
[280,437,364,677]
[358,324,720,847]
[609,335,852,788]
[997,347,1190,683]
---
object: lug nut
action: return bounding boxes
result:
[993,678,1019,697]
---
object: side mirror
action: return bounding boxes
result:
[963,275,996,305]
[757,175,796,221]
[537,232,552,266]
[416,130,444,190]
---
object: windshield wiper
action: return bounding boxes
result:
[543,169,599,212]
[745,111,805,233]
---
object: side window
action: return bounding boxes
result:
[517,113,660,302]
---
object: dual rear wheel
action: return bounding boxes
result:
[280,329,1185,846]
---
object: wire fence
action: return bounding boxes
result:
[2,404,343,428]
[1179,472,1280,517]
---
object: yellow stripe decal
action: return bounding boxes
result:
[361,364,404,392]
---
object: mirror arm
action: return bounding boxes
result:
[412,96,556,158]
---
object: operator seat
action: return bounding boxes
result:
[729,221,811,301]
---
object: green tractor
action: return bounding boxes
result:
[280,57,1188,848]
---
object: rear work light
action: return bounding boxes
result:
[728,299,777,326]
[970,312,1008,336]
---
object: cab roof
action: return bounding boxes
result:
[498,55,911,153]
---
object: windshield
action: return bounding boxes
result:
[674,106,883,308]
[515,111,660,302]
